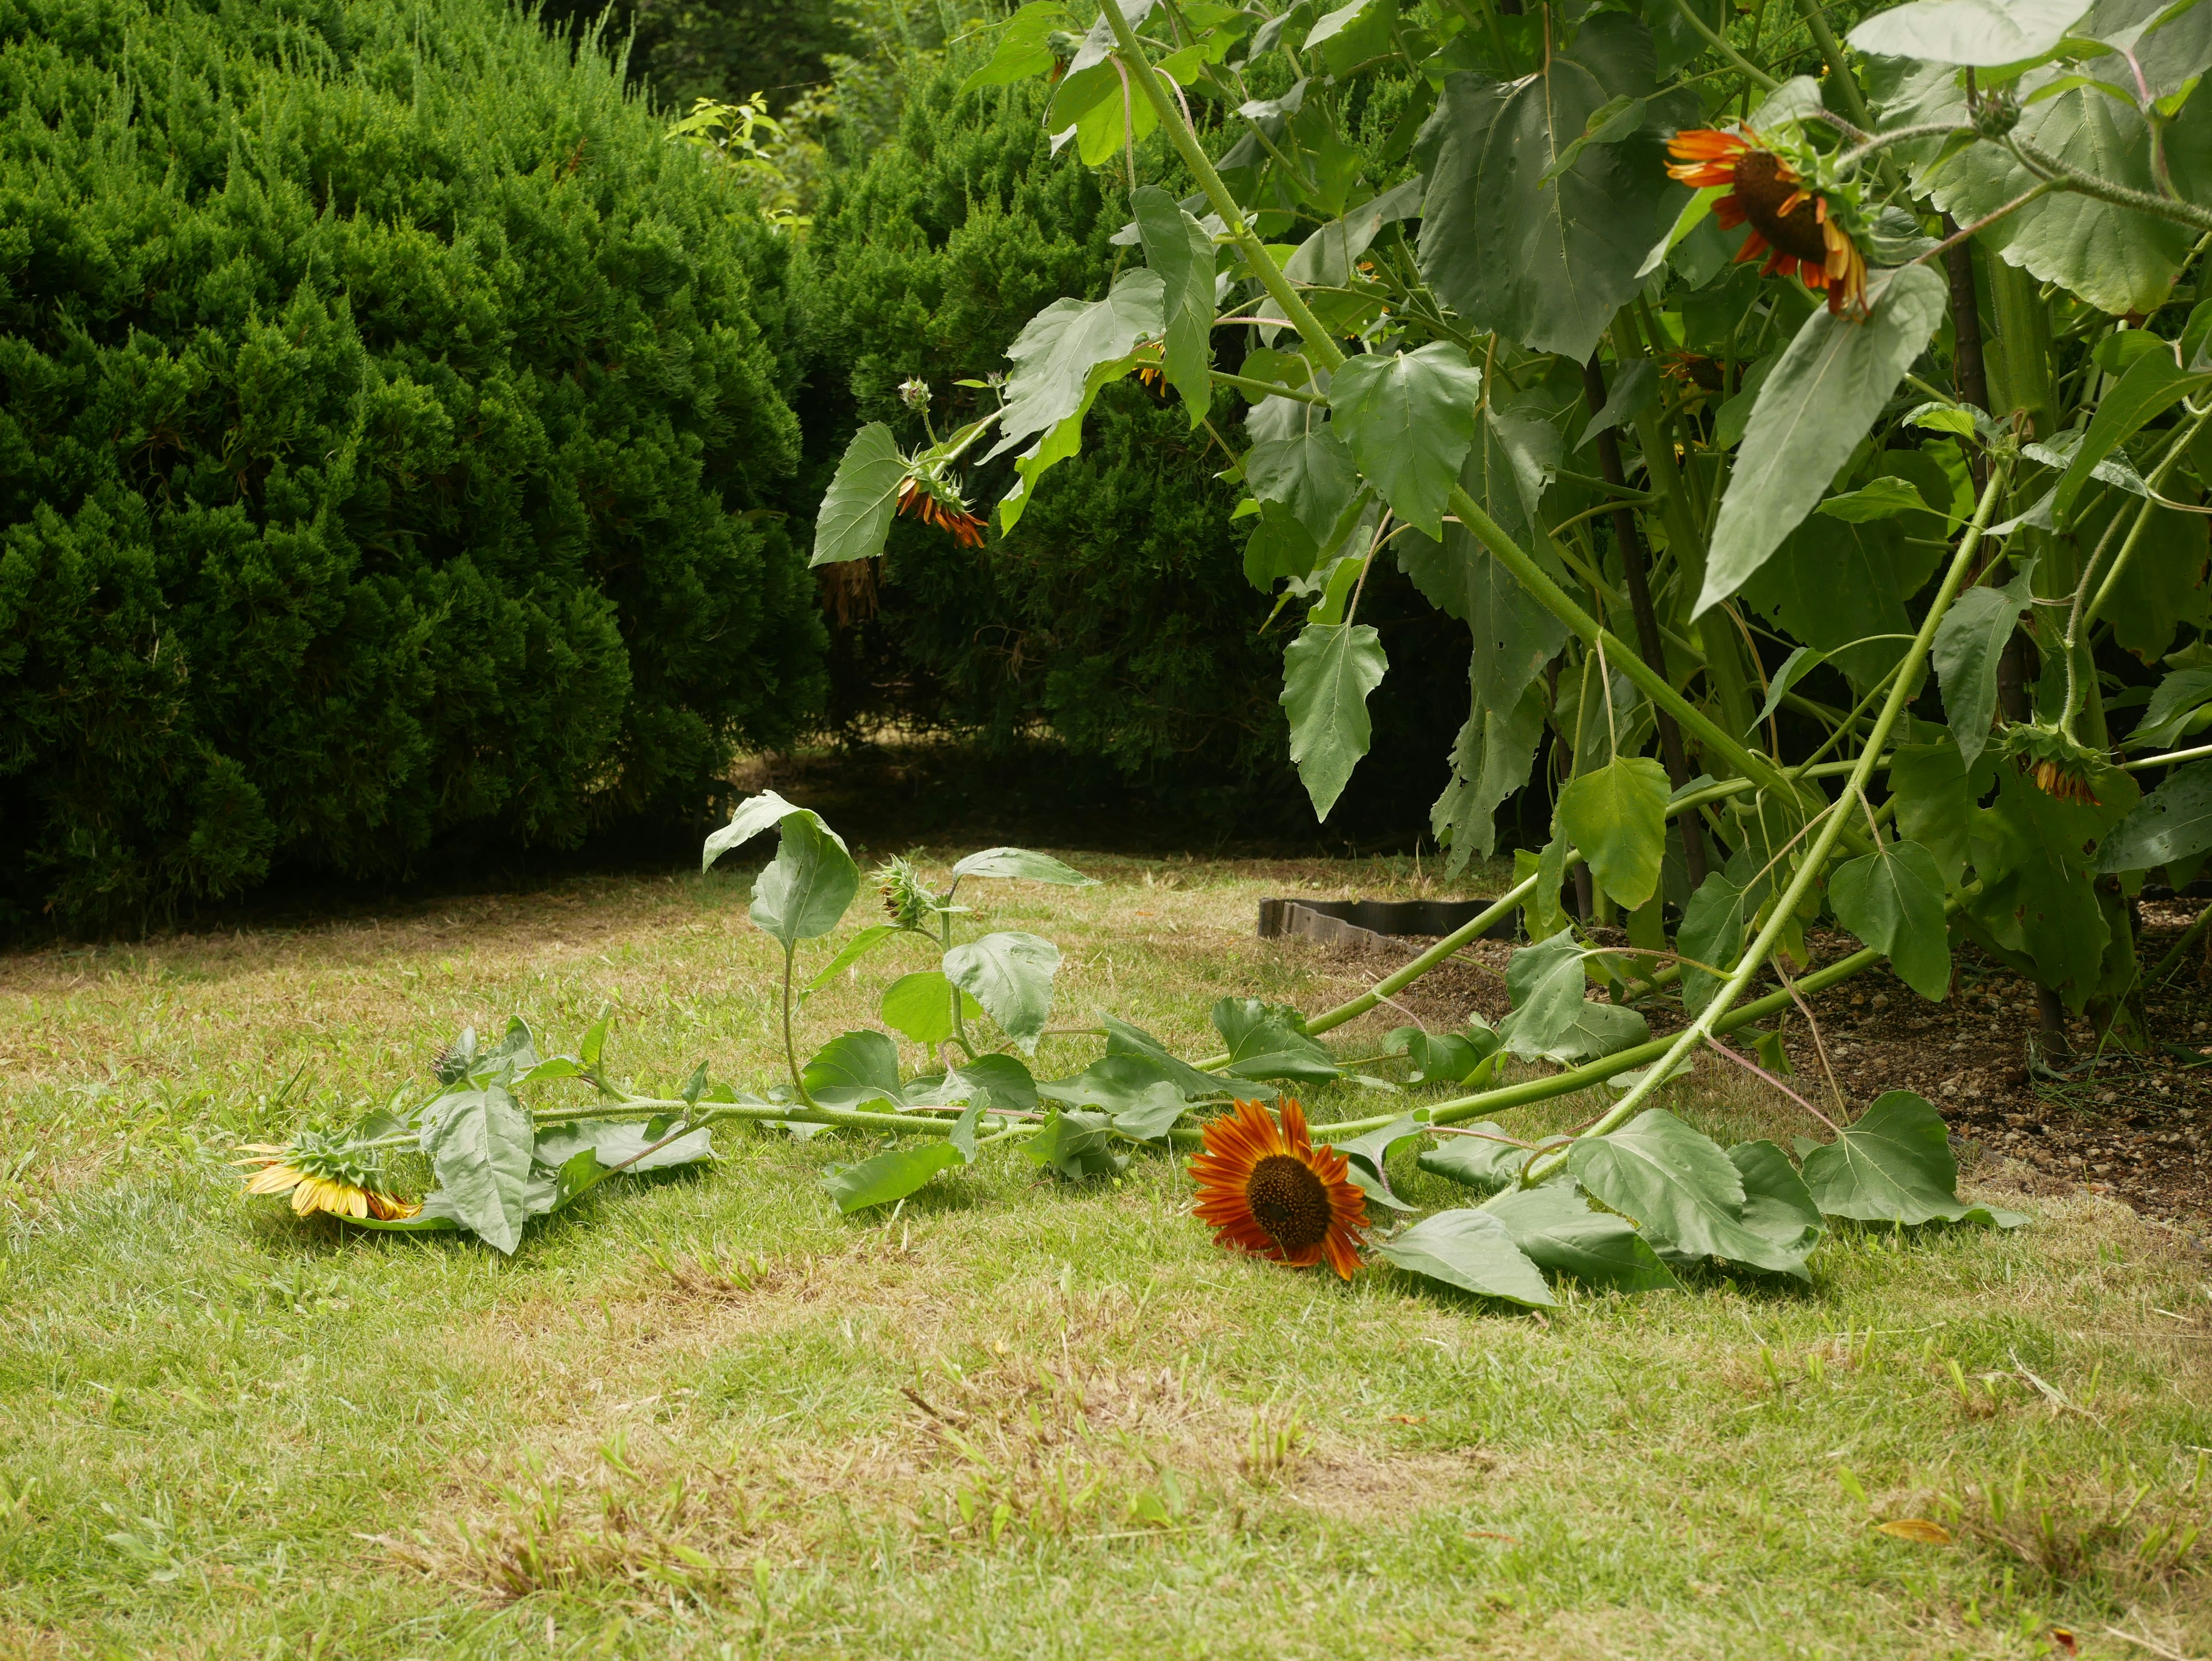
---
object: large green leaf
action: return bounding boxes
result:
[810,423,907,568]
[943,932,1061,1051]
[1281,620,1387,819]
[1568,1109,1815,1278]
[1377,1208,1558,1307]
[2099,759,2212,871]
[1331,1114,1425,1212]
[1500,928,1652,1063]
[1414,72,1514,310]
[1700,266,1949,615]
[802,1030,904,1110]
[880,971,983,1045]
[1210,998,1339,1083]
[1416,1123,1531,1194]
[1132,184,1216,423]
[751,813,860,946]
[1888,739,1975,886]
[534,1119,716,1176]
[1245,427,1363,563]
[1022,1107,1128,1180]
[1489,1182,1680,1293]
[825,1140,969,1214]
[1911,73,2198,316]
[1739,514,1940,691]
[420,1082,536,1254]
[1327,343,1484,536]
[1554,756,1670,911]
[1728,1140,1825,1263]
[2088,490,2211,661]
[1103,1015,1272,1098]
[986,270,1164,460]
[1849,0,2092,63]
[1801,1091,2027,1226]
[949,847,1096,886]
[1399,520,1567,718]
[1439,52,1663,362]
[1828,838,1953,1002]
[701,788,809,872]
[2055,346,2212,526]
[1037,1053,1191,1112]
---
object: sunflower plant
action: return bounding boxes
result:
[782,0,2212,1296]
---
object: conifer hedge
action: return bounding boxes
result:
[0,0,823,929]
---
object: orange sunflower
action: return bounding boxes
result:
[896,477,988,548]
[1188,1098,1369,1280]
[1667,127,1868,317]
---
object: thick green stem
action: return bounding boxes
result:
[781,943,821,1110]
[1670,0,1778,89]
[2012,137,2212,236]
[1501,459,2014,1189]
[2085,404,2212,626]
[2148,904,2212,986]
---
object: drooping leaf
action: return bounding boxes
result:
[810,423,907,567]
[1434,49,1664,363]
[1888,739,1975,887]
[1502,928,1591,1050]
[951,847,1097,886]
[1554,756,1671,911]
[1487,1182,1680,1292]
[750,812,861,946]
[2133,669,2212,750]
[1801,1091,2027,1226]
[1727,1139,1824,1262]
[825,1141,969,1214]
[1931,563,2037,769]
[803,925,903,999]
[1849,0,2093,63]
[420,1081,536,1254]
[1414,71,1516,311]
[1210,998,1339,1083]
[1398,487,1569,713]
[534,1119,717,1175]
[1377,1208,1558,1307]
[1281,620,1388,819]
[1331,1114,1425,1211]
[1965,762,2136,1009]
[1431,680,1548,877]
[802,1030,904,1110]
[1568,1108,1815,1278]
[1103,1016,1271,1098]
[1327,343,1484,536]
[986,270,1165,460]
[1245,427,1364,566]
[702,789,809,873]
[2098,758,2212,871]
[1022,1106,1130,1179]
[1828,839,1953,1002]
[944,931,1062,1050]
[1416,1123,1536,1194]
[960,0,1068,90]
[880,971,984,1045]
[1132,184,1217,423]
[1700,266,1949,615]
[1740,514,1941,691]
[1676,871,1748,1015]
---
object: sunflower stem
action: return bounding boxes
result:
[1669,0,1778,91]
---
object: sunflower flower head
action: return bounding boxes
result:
[1667,125,1872,318]
[1188,1099,1369,1280]
[2006,723,2105,807]
[896,475,988,549]
[235,1127,419,1221]
[874,854,940,930]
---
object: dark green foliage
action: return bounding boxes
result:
[539,0,858,112]
[0,0,824,929]
[801,70,1465,828]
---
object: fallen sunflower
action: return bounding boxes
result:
[236,1130,420,1221]
[1189,1098,1368,1280]
[896,476,988,548]
[1667,127,1868,317]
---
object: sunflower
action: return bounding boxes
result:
[2007,724,2105,807]
[1188,1099,1369,1280]
[235,1130,420,1221]
[1667,127,1868,317]
[896,477,988,548]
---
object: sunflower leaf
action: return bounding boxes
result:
[1281,620,1388,819]
[1931,560,2038,769]
[1800,1091,2028,1227]
[1487,1182,1680,1293]
[1828,839,1953,1003]
[1132,185,1216,425]
[1211,998,1339,1083]
[824,1140,970,1214]
[1326,343,1485,537]
[1700,265,1950,616]
[1568,1108,1815,1280]
[810,423,907,567]
[1377,1208,1558,1307]
[1848,0,2093,66]
[1554,756,1671,912]
[421,1080,536,1254]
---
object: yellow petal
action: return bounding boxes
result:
[1876,1518,1952,1545]
[245,1164,303,1197]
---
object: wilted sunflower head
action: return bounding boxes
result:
[235,1128,419,1221]
[2004,724,2107,807]
[874,854,940,930]
[1188,1099,1369,1280]
[895,475,988,548]
[1667,126,1870,317]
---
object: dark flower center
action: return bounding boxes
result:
[1732,150,1828,264]
[1246,1153,1335,1251]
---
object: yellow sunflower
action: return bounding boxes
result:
[1188,1099,1369,1280]
[1667,127,1868,317]
[236,1134,419,1221]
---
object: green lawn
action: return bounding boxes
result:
[0,853,2206,1659]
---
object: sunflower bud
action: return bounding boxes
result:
[1971,90,2021,141]
[874,855,938,930]
[897,376,931,411]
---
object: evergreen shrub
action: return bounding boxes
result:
[0,0,823,929]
